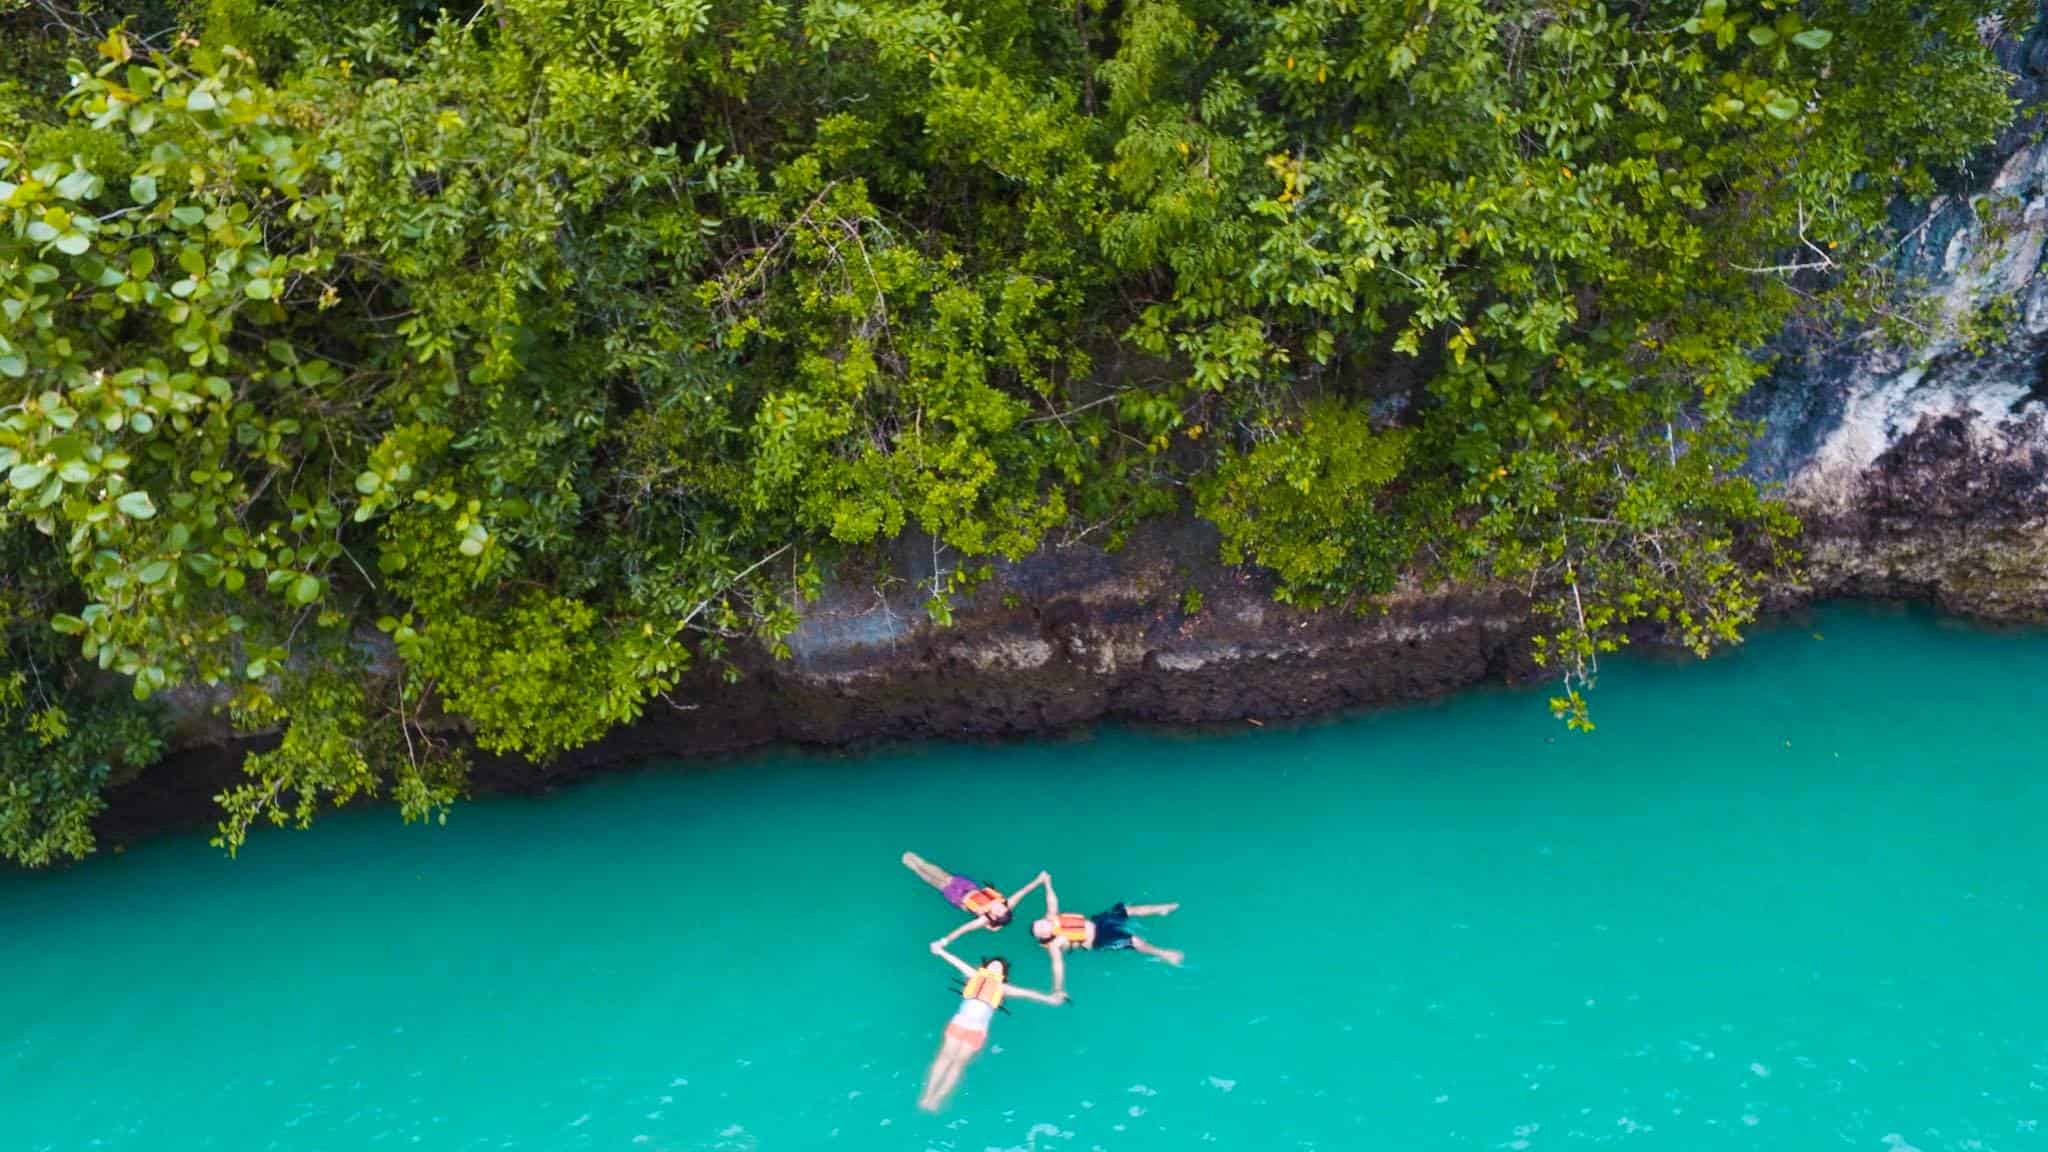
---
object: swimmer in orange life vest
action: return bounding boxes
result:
[1030,874,1183,991]
[919,943,1064,1112]
[902,852,1049,937]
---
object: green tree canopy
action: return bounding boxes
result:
[0,0,2027,861]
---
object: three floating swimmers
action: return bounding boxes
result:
[904,851,1185,1112]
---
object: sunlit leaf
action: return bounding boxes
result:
[54,169,97,201]
[116,490,157,519]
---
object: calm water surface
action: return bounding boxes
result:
[4,604,2047,1151]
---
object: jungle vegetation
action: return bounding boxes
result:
[0,0,2028,862]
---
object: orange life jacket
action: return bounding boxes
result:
[1053,912,1091,945]
[961,886,1006,915]
[961,965,1006,1010]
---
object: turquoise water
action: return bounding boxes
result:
[5,604,2048,1151]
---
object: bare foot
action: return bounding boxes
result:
[1158,902,1180,916]
[1158,948,1185,966]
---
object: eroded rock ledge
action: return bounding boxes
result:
[118,401,2048,850]
[115,360,2048,850]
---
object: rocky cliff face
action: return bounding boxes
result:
[1746,18,2048,620]
[116,23,2048,836]
[114,519,1545,842]
[445,520,1544,795]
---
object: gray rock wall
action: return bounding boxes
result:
[1746,15,2048,618]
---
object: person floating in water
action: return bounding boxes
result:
[902,851,1047,935]
[1031,875,1183,991]
[919,943,1064,1112]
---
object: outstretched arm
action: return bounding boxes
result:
[1048,942,1067,997]
[930,940,977,979]
[1042,875,1060,918]
[1004,984,1067,1006]
[935,916,987,948]
[1005,870,1050,908]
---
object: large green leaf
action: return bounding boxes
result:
[54,168,97,201]
[116,491,158,519]
[288,573,323,606]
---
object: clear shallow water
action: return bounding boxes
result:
[5,604,2048,1152]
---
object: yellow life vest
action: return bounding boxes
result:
[961,965,1006,1010]
[961,886,1006,915]
[1053,912,1091,944]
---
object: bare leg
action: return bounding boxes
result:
[919,1045,960,1112]
[1124,902,1179,917]
[902,852,954,893]
[1130,934,1184,966]
[931,1051,971,1107]
[920,1039,974,1112]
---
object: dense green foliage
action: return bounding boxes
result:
[0,0,2027,862]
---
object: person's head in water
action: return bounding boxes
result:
[982,901,1012,928]
[1030,917,1055,943]
[979,956,1009,979]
